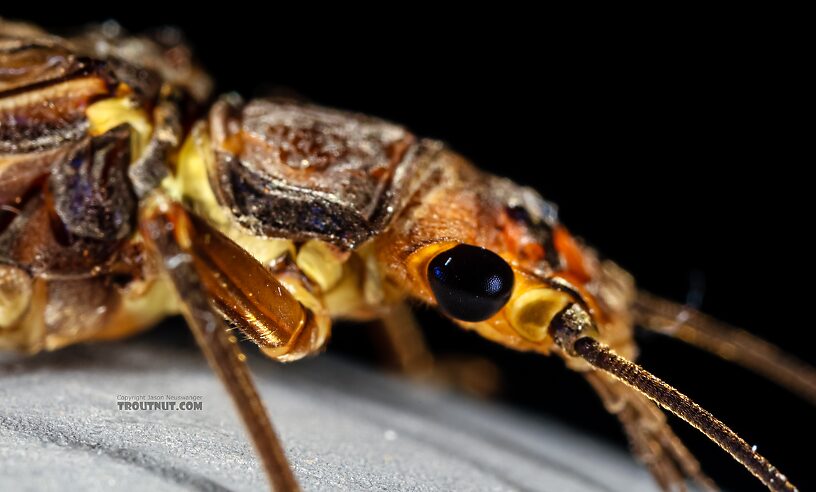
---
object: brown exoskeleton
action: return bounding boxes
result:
[1,18,813,491]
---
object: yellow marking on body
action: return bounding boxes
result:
[358,242,390,307]
[231,233,295,267]
[173,123,295,266]
[173,123,219,218]
[321,255,379,320]
[86,96,152,160]
[296,240,344,292]
[320,244,405,320]
[506,286,571,342]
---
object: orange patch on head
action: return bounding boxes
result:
[553,226,591,284]
[497,209,546,264]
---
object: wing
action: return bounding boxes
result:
[203,96,433,249]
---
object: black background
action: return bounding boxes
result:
[4,7,811,491]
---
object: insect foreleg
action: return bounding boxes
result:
[140,197,306,492]
[374,302,435,374]
[635,291,816,406]
[374,302,501,397]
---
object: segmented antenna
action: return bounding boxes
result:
[573,337,797,492]
[550,304,798,492]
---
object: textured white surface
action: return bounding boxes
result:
[0,334,659,491]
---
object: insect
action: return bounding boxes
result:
[1,18,813,492]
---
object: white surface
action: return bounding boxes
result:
[0,333,659,491]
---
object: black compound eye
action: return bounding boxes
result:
[427,244,515,322]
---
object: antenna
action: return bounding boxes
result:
[551,304,798,492]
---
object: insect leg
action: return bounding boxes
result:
[621,405,685,491]
[140,197,302,492]
[375,302,501,397]
[635,291,816,406]
[375,302,435,374]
